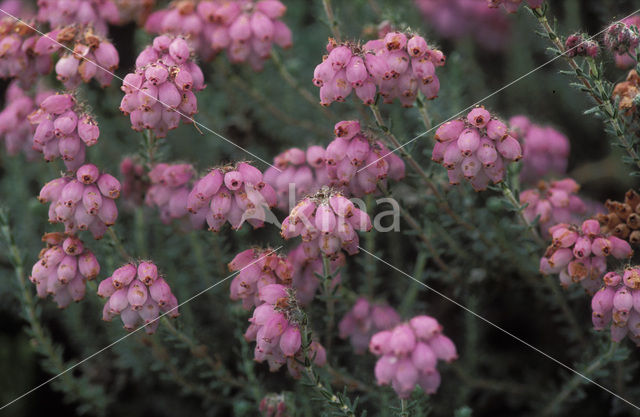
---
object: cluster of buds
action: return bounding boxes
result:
[369,316,457,398]
[313,32,445,107]
[0,17,52,85]
[34,26,119,89]
[325,120,405,196]
[605,18,640,68]
[120,35,205,138]
[540,220,633,293]
[98,262,179,334]
[28,93,100,171]
[119,157,149,207]
[564,33,599,58]
[263,146,329,210]
[38,164,121,239]
[186,162,277,232]
[29,233,100,308]
[596,190,640,246]
[146,0,292,71]
[338,298,401,354]
[259,393,290,417]
[145,163,195,226]
[228,247,293,310]
[520,179,586,239]
[432,107,522,190]
[486,0,543,13]
[281,187,372,256]
[244,284,326,377]
[591,268,640,345]
[288,243,344,305]
[36,0,120,36]
[415,0,510,52]
[0,81,52,156]
[509,115,570,184]
[612,70,640,116]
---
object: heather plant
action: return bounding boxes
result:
[4,1,640,417]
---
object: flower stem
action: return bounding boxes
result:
[321,253,336,351]
[541,341,618,416]
[499,182,544,246]
[321,0,341,42]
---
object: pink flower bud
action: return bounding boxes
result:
[374,355,397,385]
[97,174,121,199]
[428,334,458,362]
[623,269,640,290]
[78,251,100,280]
[113,264,137,288]
[138,262,158,285]
[149,277,172,306]
[407,36,428,57]
[390,324,416,355]
[97,276,116,298]
[581,219,600,236]
[279,326,301,356]
[496,135,522,161]
[127,281,148,310]
[467,107,491,128]
[591,237,611,257]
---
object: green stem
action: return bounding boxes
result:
[321,254,336,351]
[417,95,432,131]
[321,0,341,42]
[400,398,409,417]
[107,227,131,261]
[500,182,544,246]
[541,342,618,416]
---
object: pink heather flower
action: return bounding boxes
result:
[415,0,511,52]
[119,156,149,208]
[29,233,100,308]
[520,178,587,238]
[323,121,405,196]
[339,298,401,354]
[487,0,543,13]
[244,284,325,377]
[369,315,456,398]
[432,108,521,190]
[509,116,570,184]
[145,163,197,227]
[288,243,344,305]
[541,220,633,293]
[120,35,205,138]
[564,33,599,58]
[259,393,290,417]
[281,187,372,256]
[145,0,291,70]
[38,26,120,89]
[313,32,445,107]
[28,93,101,171]
[0,18,52,85]
[591,267,640,346]
[228,247,293,310]
[264,146,330,210]
[38,164,121,239]
[36,0,120,36]
[0,81,53,157]
[99,261,178,334]
[186,162,277,232]
[605,16,640,69]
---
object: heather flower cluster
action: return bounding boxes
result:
[591,268,640,345]
[520,178,586,238]
[259,393,290,417]
[0,17,52,84]
[29,233,100,308]
[281,187,372,256]
[187,162,277,231]
[244,283,326,377]
[120,35,205,137]
[605,16,640,69]
[509,115,570,184]
[37,26,120,88]
[486,0,543,13]
[339,298,401,354]
[540,220,633,293]
[596,190,640,246]
[29,93,100,171]
[414,0,510,51]
[146,0,292,70]
[98,262,179,334]
[369,316,457,398]
[432,107,522,190]
[313,31,445,107]
[229,247,293,310]
[564,33,599,58]
[36,0,120,36]
[0,81,52,156]
[38,164,121,239]
[145,163,195,226]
